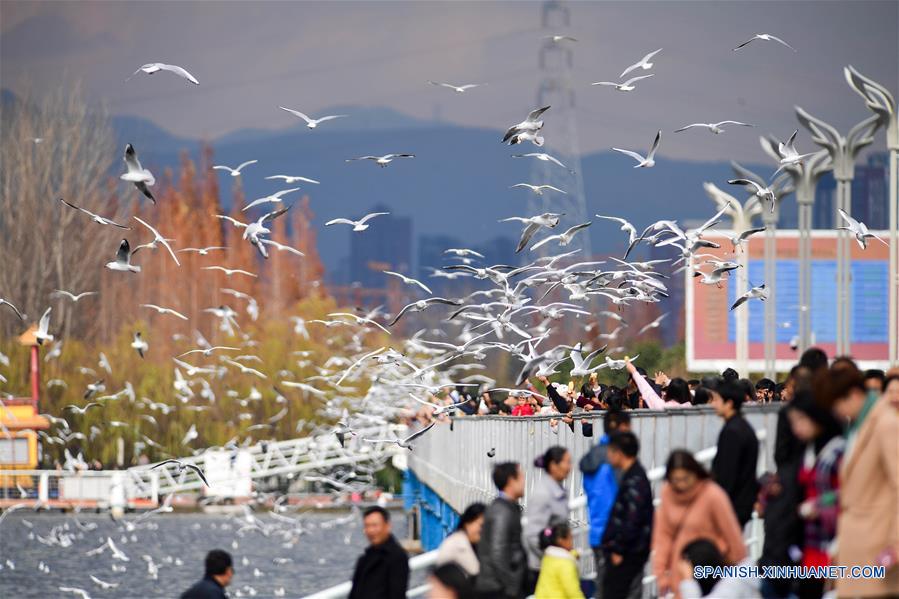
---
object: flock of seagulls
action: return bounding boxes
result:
[0,18,890,598]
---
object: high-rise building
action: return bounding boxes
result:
[348,205,412,288]
[813,152,888,230]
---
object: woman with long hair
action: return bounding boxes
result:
[523,446,572,594]
[436,502,486,577]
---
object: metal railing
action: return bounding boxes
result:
[307,404,779,598]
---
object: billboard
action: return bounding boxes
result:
[686,230,892,373]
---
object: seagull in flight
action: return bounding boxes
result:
[126,62,199,84]
[389,298,462,326]
[543,34,578,43]
[178,246,227,256]
[151,459,210,486]
[727,226,767,251]
[384,271,433,294]
[35,308,53,345]
[133,216,180,266]
[105,239,140,273]
[325,212,389,231]
[510,183,566,196]
[530,222,592,251]
[728,178,778,212]
[202,266,257,278]
[213,160,257,177]
[224,358,267,379]
[427,81,485,93]
[346,154,415,167]
[838,208,887,249]
[180,346,239,358]
[140,304,188,320]
[502,105,550,144]
[511,152,573,173]
[694,264,740,287]
[266,174,320,185]
[0,299,25,321]
[612,130,661,168]
[674,121,754,135]
[731,283,769,310]
[772,130,818,176]
[58,199,130,229]
[619,48,662,78]
[406,393,470,416]
[363,421,436,450]
[733,34,796,52]
[65,402,101,415]
[500,212,563,253]
[121,144,155,203]
[259,239,305,257]
[59,587,93,599]
[51,290,97,303]
[89,576,119,590]
[243,188,300,211]
[591,74,653,92]
[279,106,347,128]
[637,312,669,335]
[131,332,148,358]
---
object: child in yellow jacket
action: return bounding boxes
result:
[534,523,585,599]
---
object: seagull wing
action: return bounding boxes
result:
[325,218,356,227]
[728,178,764,194]
[838,208,861,230]
[402,421,437,444]
[732,37,756,51]
[647,130,662,160]
[236,160,258,172]
[517,222,540,253]
[611,148,646,164]
[279,106,312,123]
[590,81,619,87]
[358,211,390,224]
[526,105,551,122]
[716,120,754,128]
[133,217,180,266]
[259,205,290,224]
[115,239,132,263]
[212,165,235,173]
[185,464,210,486]
[767,35,797,52]
[0,299,25,320]
[123,144,143,173]
[673,124,704,133]
[622,73,654,87]
[315,115,347,123]
[160,63,199,84]
[739,226,767,241]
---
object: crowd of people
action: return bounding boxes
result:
[182,349,898,599]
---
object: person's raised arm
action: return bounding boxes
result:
[626,359,664,409]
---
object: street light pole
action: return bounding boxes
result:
[731,161,794,378]
[704,182,763,377]
[758,140,831,355]
[796,106,879,357]
[845,66,898,366]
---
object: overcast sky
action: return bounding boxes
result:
[2,1,897,162]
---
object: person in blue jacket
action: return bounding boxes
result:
[579,408,632,596]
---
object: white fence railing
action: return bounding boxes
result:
[307,404,780,598]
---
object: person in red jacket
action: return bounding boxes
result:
[512,394,536,416]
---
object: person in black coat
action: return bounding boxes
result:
[709,380,760,527]
[475,462,527,599]
[349,506,409,599]
[181,549,232,599]
[601,431,654,599]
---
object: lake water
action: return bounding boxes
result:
[0,510,410,598]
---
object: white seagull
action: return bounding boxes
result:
[838,208,887,250]
[121,144,155,203]
[51,290,97,303]
[728,178,778,212]
[127,62,199,85]
[612,130,661,168]
[727,226,767,252]
[510,183,567,196]
[58,199,130,229]
[151,459,210,487]
[131,332,148,358]
[674,121,754,135]
[35,307,53,345]
[384,271,433,294]
[279,106,347,129]
[591,74,653,92]
[427,81,485,93]
[177,246,227,256]
[733,34,796,52]
[731,284,769,310]
[502,105,550,144]
[266,175,320,185]
[133,216,180,266]
[500,212,563,253]
[202,266,257,278]
[530,222,592,251]
[345,154,415,167]
[140,304,188,320]
[224,358,267,379]
[105,239,140,273]
[259,239,305,257]
[619,48,663,78]
[773,130,818,175]
[325,212,389,231]
[543,34,578,43]
[362,421,436,450]
[213,160,258,177]
[511,152,573,173]
[243,188,300,211]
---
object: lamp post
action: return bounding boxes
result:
[703,182,763,377]
[844,66,898,366]
[795,107,879,357]
[758,140,832,356]
[730,162,794,378]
